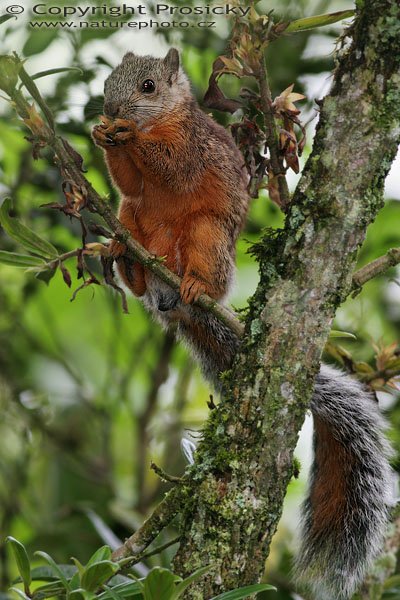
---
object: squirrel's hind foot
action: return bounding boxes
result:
[157,290,180,312]
[109,239,127,259]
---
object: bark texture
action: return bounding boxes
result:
[172,1,400,597]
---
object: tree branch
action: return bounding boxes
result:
[112,486,186,561]
[352,247,400,292]
[150,461,183,484]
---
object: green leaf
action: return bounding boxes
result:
[9,588,31,600]
[0,55,22,96]
[211,584,276,599]
[81,561,119,592]
[171,566,209,599]
[329,330,357,340]
[22,30,58,56]
[86,546,112,567]
[0,15,15,26]
[108,575,134,587]
[31,67,83,81]
[101,586,123,600]
[15,564,77,583]
[285,10,354,33]
[71,557,85,580]
[98,581,143,599]
[68,590,97,600]
[6,537,31,590]
[142,568,179,600]
[35,266,57,284]
[32,581,66,600]
[0,198,58,259]
[0,250,45,268]
[70,572,82,591]
[34,551,71,591]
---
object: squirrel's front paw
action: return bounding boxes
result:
[92,124,118,148]
[111,118,136,145]
[180,273,207,304]
[92,117,135,147]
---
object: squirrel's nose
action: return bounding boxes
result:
[104,101,119,117]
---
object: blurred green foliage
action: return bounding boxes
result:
[0,1,399,599]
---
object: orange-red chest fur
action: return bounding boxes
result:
[105,115,231,301]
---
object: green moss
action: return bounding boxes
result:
[288,205,306,231]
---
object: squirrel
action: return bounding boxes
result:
[92,48,393,600]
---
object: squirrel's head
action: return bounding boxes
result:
[103,48,191,127]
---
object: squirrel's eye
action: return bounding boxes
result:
[142,79,155,93]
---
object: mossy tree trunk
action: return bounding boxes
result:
[173,1,400,597]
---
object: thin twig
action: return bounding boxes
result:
[256,61,291,211]
[352,247,400,293]
[362,368,399,384]
[150,461,183,484]
[111,486,185,561]
[119,536,181,569]
[47,248,80,269]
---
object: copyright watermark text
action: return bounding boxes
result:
[2,2,250,30]
[4,3,251,17]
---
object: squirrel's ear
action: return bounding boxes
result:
[122,52,136,62]
[163,48,180,74]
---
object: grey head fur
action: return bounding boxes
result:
[103,48,192,127]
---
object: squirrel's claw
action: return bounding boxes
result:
[105,133,117,145]
[180,274,207,304]
[92,124,114,148]
[99,115,113,127]
[93,118,136,146]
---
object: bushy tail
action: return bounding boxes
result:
[176,312,393,599]
[296,364,393,599]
